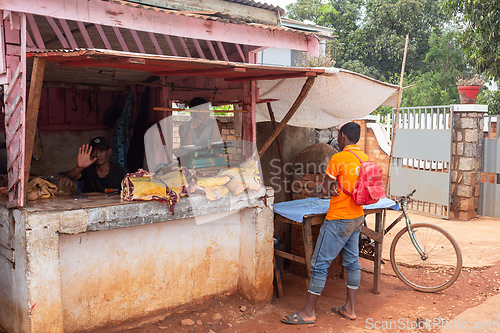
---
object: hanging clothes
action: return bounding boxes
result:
[127,87,150,172]
[111,91,133,168]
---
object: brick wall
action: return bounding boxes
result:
[171,114,242,164]
[355,119,390,185]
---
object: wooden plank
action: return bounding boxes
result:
[216,41,228,61]
[24,57,46,188]
[130,29,146,54]
[46,16,70,48]
[5,93,22,121]
[373,211,384,294]
[59,18,78,49]
[235,43,245,62]
[274,249,306,264]
[4,63,22,100]
[192,39,206,59]
[206,40,218,60]
[225,71,317,82]
[126,0,280,26]
[153,67,245,77]
[258,76,316,158]
[113,26,129,52]
[5,0,315,54]
[6,110,21,144]
[38,87,49,124]
[95,23,112,50]
[177,36,191,57]
[360,225,383,243]
[148,32,163,55]
[26,14,45,49]
[164,35,178,56]
[302,218,314,278]
[76,21,94,48]
[0,11,6,75]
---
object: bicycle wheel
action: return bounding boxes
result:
[390,223,462,292]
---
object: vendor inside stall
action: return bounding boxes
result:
[65,136,128,193]
[179,97,223,147]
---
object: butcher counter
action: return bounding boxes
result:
[0,187,274,333]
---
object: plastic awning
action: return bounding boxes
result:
[256,68,399,129]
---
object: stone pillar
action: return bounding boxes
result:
[450,104,488,220]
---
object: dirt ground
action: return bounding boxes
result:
[88,259,500,333]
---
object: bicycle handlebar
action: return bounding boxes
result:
[397,189,416,204]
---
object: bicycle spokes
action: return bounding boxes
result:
[390,223,462,292]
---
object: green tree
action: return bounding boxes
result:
[442,0,500,80]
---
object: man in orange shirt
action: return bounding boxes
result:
[282,122,368,325]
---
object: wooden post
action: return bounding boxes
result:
[386,35,409,196]
[24,57,46,188]
[258,76,316,158]
[267,102,291,201]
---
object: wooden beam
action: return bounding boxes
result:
[153,107,247,112]
[148,32,163,55]
[206,40,218,60]
[46,17,70,48]
[258,76,316,158]
[267,102,291,201]
[59,57,145,68]
[95,23,112,50]
[225,71,317,82]
[113,26,129,52]
[59,18,78,49]
[24,57,46,188]
[153,67,246,76]
[164,35,178,56]
[0,0,318,55]
[76,21,94,48]
[216,41,229,61]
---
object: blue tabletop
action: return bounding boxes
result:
[273,197,399,223]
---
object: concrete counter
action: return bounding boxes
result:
[0,187,274,333]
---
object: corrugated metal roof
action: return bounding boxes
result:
[109,0,315,37]
[225,0,285,16]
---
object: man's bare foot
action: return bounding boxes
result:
[332,306,356,320]
[281,310,316,324]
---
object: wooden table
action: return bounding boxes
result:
[274,208,385,294]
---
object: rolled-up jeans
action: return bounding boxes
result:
[308,215,364,295]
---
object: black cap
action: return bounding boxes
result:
[89,136,110,150]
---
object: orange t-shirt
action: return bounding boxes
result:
[325,145,368,220]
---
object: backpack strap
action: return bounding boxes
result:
[337,150,368,196]
[345,150,369,163]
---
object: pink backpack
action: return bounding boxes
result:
[338,150,386,205]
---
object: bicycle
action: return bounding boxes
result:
[361,189,463,292]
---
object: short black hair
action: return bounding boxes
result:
[189,97,208,108]
[339,122,361,143]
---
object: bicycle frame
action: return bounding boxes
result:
[383,194,428,260]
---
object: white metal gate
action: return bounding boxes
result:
[389,106,453,218]
[479,116,500,218]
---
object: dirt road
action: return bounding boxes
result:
[90,258,500,333]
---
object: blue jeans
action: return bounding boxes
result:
[308,216,364,295]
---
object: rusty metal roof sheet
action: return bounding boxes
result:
[108,0,315,37]
[225,0,285,16]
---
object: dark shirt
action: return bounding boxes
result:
[81,162,128,193]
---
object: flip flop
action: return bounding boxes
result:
[332,306,356,321]
[281,312,316,325]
